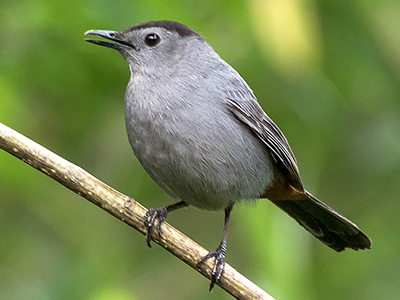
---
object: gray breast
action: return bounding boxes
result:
[124,81,274,210]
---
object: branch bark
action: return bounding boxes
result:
[0,122,275,300]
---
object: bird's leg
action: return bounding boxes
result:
[145,201,188,247]
[198,202,234,291]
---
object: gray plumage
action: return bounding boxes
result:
[123,28,275,210]
[85,21,371,288]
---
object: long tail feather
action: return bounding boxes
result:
[272,191,371,252]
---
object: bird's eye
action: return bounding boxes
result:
[145,33,160,46]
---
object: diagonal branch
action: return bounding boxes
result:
[0,122,275,300]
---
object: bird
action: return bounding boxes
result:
[85,20,371,291]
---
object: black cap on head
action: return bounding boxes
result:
[125,20,201,38]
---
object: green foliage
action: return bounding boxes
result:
[1,0,399,299]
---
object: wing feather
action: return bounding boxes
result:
[227,97,303,191]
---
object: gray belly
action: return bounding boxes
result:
[125,102,274,211]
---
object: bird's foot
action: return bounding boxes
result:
[144,207,168,247]
[198,241,226,291]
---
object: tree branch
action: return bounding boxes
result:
[0,122,275,300]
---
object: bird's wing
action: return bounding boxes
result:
[227,96,304,192]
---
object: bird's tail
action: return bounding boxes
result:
[271,191,371,251]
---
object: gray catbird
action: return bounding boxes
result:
[85,20,371,290]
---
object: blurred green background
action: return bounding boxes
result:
[1,0,399,299]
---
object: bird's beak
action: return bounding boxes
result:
[84,30,136,50]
